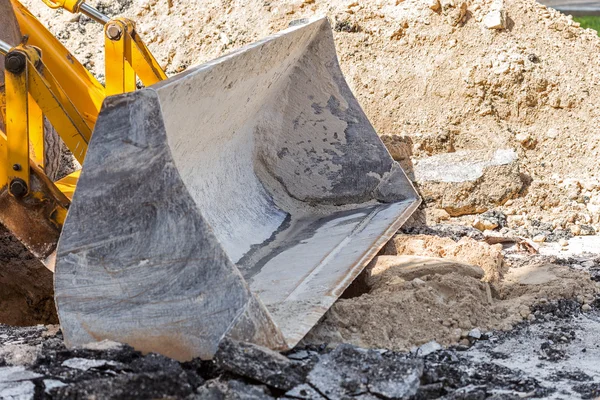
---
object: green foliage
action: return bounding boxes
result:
[574,16,600,35]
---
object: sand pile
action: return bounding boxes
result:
[304,235,598,350]
[382,233,506,281]
[19,0,600,236]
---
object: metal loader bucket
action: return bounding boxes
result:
[54,17,420,361]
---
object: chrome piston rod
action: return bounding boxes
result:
[0,39,11,56]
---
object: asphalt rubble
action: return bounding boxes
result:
[1,295,599,400]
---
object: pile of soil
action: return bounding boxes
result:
[304,234,598,351]
[20,0,600,235]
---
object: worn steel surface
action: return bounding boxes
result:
[54,17,420,361]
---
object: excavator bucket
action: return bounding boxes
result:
[54,17,420,361]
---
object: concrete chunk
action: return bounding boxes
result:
[214,338,308,391]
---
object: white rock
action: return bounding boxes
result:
[0,381,36,400]
[416,341,442,356]
[468,328,482,339]
[414,149,517,183]
[0,366,42,382]
[0,366,42,400]
[43,379,67,394]
[483,9,506,29]
[582,304,592,312]
[532,234,546,243]
[558,239,569,247]
[412,278,426,285]
[62,358,116,371]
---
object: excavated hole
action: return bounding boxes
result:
[0,225,58,326]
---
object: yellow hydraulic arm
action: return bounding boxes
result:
[0,0,167,262]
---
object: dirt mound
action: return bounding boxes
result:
[382,233,506,281]
[304,257,597,351]
[20,0,600,231]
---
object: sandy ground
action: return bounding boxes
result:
[304,227,599,352]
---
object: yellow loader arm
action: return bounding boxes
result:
[0,0,166,263]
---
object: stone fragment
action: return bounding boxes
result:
[130,353,184,375]
[559,239,569,247]
[519,306,531,319]
[580,225,596,236]
[468,328,482,339]
[582,304,592,312]
[472,218,497,231]
[0,344,40,366]
[0,366,42,400]
[62,358,118,371]
[214,338,308,391]
[515,133,536,149]
[307,344,423,400]
[286,350,311,361]
[443,1,467,26]
[413,149,523,216]
[380,134,414,172]
[44,379,67,394]
[42,325,60,338]
[427,208,451,223]
[0,366,42,382]
[582,261,595,268]
[533,234,547,243]
[414,131,455,156]
[416,341,443,356]
[483,9,506,29]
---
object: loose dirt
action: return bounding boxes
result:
[0,226,57,326]
[304,236,598,351]
[18,0,600,233]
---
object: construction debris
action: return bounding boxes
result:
[214,339,308,391]
[413,149,523,216]
[1,299,600,399]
